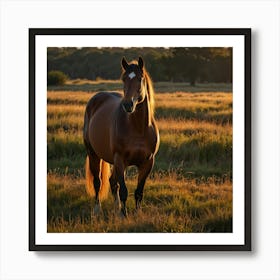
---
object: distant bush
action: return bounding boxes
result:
[48,70,68,86]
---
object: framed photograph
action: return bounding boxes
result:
[29,28,251,251]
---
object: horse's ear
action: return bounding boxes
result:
[122,57,129,70]
[138,56,144,70]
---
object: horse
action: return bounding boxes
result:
[83,57,160,217]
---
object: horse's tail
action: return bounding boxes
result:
[85,156,110,201]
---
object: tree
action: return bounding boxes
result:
[47,47,232,84]
[47,70,68,86]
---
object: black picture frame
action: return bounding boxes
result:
[29,28,251,251]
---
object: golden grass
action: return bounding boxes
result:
[47,91,97,105]
[47,172,232,233]
[66,78,121,85]
[156,92,232,111]
[157,119,232,134]
[47,90,232,127]
[47,104,85,115]
[47,89,233,233]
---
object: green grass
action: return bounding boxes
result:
[47,82,233,233]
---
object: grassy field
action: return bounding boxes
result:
[49,79,232,93]
[47,82,232,233]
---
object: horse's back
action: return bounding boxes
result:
[84,91,122,163]
[85,91,122,118]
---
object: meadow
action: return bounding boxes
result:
[47,82,233,233]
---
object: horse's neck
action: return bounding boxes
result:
[130,95,152,134]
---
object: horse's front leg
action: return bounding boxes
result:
[113,153,128,217]
[109,169,121,213]
[135,157,154,210]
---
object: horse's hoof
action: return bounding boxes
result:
[133,207,143,216]
[94,204,102,215]
[120,208,127,218]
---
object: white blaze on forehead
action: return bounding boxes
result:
[128,72,136,79]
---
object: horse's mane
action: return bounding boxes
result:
[143,69,155,117]
[121,61,155,117]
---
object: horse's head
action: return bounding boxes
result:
[121,57,147,113]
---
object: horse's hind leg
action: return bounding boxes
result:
[135,158,154,210]
[88,152,102,215]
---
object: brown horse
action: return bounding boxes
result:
[83,57,160,217]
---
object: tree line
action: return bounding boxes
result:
[47,47,232,85]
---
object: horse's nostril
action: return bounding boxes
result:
[127,100,133,107]
[123,100,134,113]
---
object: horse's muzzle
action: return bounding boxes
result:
[122,100,135,113]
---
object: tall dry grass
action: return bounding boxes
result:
[47,86,233,233]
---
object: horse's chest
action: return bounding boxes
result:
[124,139,152,166]
[115,123,158,166]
